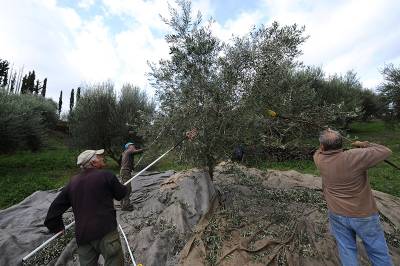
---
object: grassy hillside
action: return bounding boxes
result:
[0,132,77,208]
[0,121,399,209]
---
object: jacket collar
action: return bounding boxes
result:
[320,149,343,155]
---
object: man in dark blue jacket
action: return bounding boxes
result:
[45,149,128,266]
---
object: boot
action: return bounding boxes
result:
[121,198,134,211]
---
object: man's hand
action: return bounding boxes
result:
[128,145,136,151]
[351,141,369,148]
[185,128,198,141]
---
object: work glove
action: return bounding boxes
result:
[351,141,369,148]
[186,128,198,141]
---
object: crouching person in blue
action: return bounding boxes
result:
[44,149,129,266]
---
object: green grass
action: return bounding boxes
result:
[255,160,319,175]
[0,133,78,209]
[348,120,400,196]
[152,155,192,172]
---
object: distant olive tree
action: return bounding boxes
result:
[379,64,400,120]
[0,89,58,153]
[69,82,154,162]
[360,89,384,121]
[118,84,155,145]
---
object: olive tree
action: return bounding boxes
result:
[0,89,57,152]
[69,82,154,162]
[379,64,400,120]
[150,0,316,176]
[150,0,242,178]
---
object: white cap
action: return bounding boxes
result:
[77,149,104,166]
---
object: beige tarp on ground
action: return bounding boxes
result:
[179,162,400,266]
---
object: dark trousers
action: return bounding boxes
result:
[119,169,132,209]
[77,229,124,266]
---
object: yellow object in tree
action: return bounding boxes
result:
[266,109,278,118]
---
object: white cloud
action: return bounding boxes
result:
[212,11,263,42]
[97,0,214,95]
[192,0,214,19]
[68,16,120,82]
[260,0,400,89]
[78,0,96,9]
[113,25,169,95]
[101,0,170,32]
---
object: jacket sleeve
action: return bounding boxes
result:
[313,149,322,167]
[109,174,128,201]
[125,147,144,155]
[44,186,71,233]
[132,149,144,155]
[348,143,392,172]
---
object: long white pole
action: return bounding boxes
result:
[22,222,75,262]
[118,224,136,266]
[123,143,178,186]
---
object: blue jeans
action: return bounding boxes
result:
[328,211,393,266]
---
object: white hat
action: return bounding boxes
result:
[77,149,104,166]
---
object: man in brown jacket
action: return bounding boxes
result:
[314,129,393,266]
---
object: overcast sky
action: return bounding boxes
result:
[1,0,400,108]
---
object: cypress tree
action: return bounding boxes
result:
[35,80,40,94]
[2,69,8,87]
[25,71,31,93]
[58,90,63,116]
[41,78,47,97]
[28,71,36,93]
[10,72,16,93]
[76,87,81,103]
[20,75,28,94]
[70,89,75,112]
